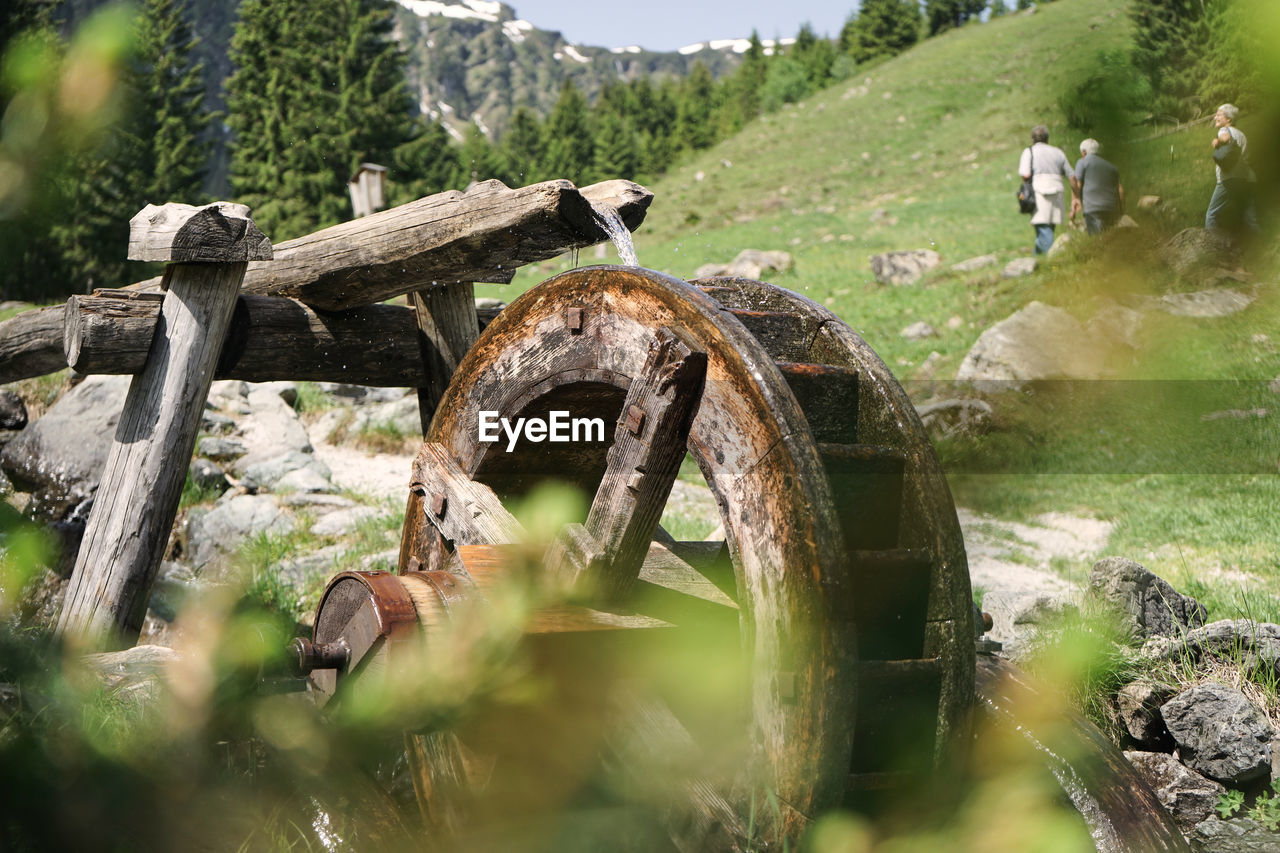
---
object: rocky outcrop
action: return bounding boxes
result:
[951,253,998,272]
[869,249,940,285]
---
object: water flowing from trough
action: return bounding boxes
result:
[589,201,639,267]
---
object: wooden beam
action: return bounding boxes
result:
[134,179,652,312]
[56,203,272,650]
[410,283,480,435]
[1,179,650,383]
[0,304,66,384]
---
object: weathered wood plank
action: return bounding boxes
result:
[411,282,480,435]
[0,304,66,384]
[60,291,505,385]
[57,203,268,648]
[130,179,652,311]
[409,442,525,546]
[127,201,272,263]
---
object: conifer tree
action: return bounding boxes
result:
[128,0,209,205]
[592,108,637,181]
[459,123,504,185]
[393,117,462,200]
[1130,0,1216,118]
[501,107,545,186]
[791,23,835,88]
[924,0,986,36]
[541,78,594,184]
[840,0,922,65]
[631,78,678,177]
[734,31,767,123]
[226,0,416,240]
[675,61,716,151]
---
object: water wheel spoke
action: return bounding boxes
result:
[547,326,707,602]
[410,442,524,547]
[631,541,740,627]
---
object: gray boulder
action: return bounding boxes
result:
[1191,817,1279,852]
[197,436,247,463]
[310,506,380,537]
[695,249,794,281]
[1086,302,1144,350]
[1123,750,1225,833]
[186,493,293,568]
[1162,683,1272,785]
[187,458,229,494]
[1088,556,1206,639]
[1116,681,1176,748]
[240,450,331,493]
[1143,289,1254,319]
[0,389,27,430]
[0,375,130,521]
[869,249,940,285]
[1158,227,1240,282]
[1144,621,1280,675]
[955,301,1107,391]
[229,386,313,475]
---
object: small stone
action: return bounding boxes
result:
[197,436,248,462]
[869,249,941,286]
[188,458,228,494]
[0,390,27,430]
[310,506,380,537]
[1137,195,1162,209]
[951,254,998,273]
[1001,257,1037,278]
[900,321,938,340]
[1116,681,1176,748]
[1191,817,1280,853]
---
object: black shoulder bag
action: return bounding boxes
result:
[1017,147,1037,214]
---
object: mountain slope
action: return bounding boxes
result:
[392,0,752,139]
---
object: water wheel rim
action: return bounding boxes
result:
[417,265,854,832]
[691,275,975,754]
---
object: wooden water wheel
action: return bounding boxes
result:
[297,267,975,849]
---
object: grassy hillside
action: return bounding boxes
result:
[487,0,1280,611]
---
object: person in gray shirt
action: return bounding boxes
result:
[1205,103,1259,238]
[1070,138,1125,235]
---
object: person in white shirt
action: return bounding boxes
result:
[1018,125,1077,255]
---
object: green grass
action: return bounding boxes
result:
[483,0,1280,623]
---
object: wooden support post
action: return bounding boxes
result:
[410,283,480,435]
[56,202,272,649]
